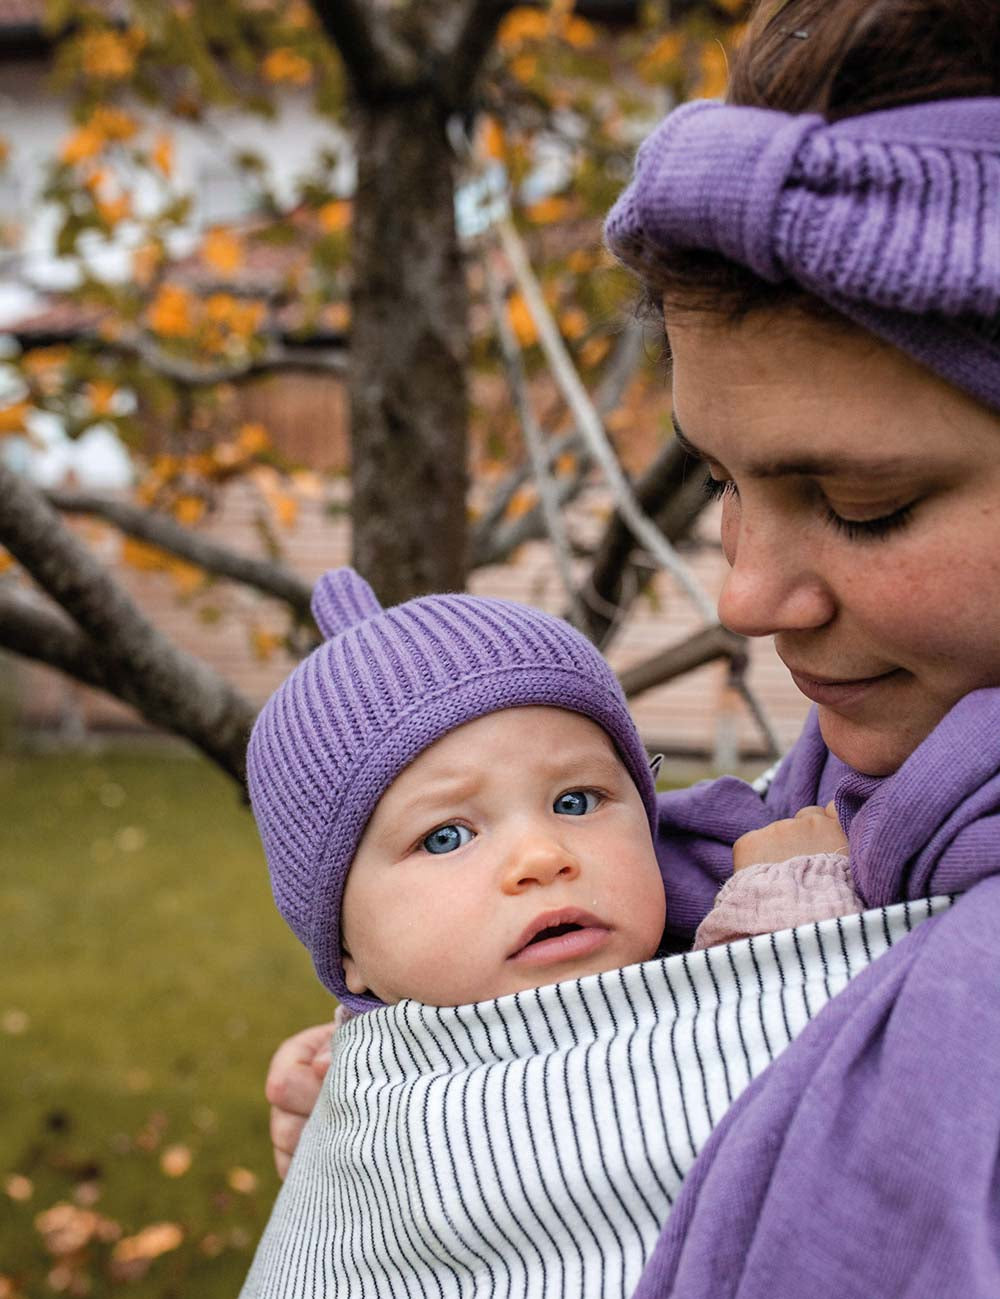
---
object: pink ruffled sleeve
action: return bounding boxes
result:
[692,852,862,950]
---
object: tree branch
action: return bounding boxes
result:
[309,0,421,100]
[617,623,746,698]
[441,0,517,107]
[0,464,256,786]
[14,329,347,388]
[0,590,117,694]
[470,320,643,568]
[579,442,711,646]
[46,491,315,620]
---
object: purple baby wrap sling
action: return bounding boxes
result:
[640,690,1000,1296]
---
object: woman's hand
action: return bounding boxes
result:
[733,803,847,872]
[265,1022,335,1178]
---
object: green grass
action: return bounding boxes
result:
[0,750,336,1295]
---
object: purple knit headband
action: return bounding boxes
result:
[605,97,1000,412]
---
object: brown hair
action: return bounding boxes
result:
[648,0,1000,322]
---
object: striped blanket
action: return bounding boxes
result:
[241,896,951,1299]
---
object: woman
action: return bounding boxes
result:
[264,0,1000,1292]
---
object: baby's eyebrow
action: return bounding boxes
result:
[670,411,939,480]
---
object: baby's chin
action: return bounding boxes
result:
[415,943,663,1007]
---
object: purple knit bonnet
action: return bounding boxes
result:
[605,97,1000,413]
[246,568,657,1012]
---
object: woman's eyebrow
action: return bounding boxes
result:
[670,411,934,479]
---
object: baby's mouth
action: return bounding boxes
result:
[508,909,611,965]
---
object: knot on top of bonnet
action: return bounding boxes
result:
[311,567,383,639]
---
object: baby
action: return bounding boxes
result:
[242,568,860,1297]
[248,565,857,1013]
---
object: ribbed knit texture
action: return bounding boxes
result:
[246,568,657,1011]
[605,98,1000,411]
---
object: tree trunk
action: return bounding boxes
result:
[348,94,469,605]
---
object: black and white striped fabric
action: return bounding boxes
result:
[242,897,953,1299]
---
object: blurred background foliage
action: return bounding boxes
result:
[0,0,754,1291]
[1,750,333,1293]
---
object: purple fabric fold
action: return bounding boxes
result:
[641,688,1000,1296]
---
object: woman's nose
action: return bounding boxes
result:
[500,835,581,894]
[717,500,836,637]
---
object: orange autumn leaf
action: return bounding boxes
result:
[638,32,684,78]
[60,126,104,166]
[554,451,576,476]
[559,307,588,339]
[111,1222,184,1263]
[505,483,538,520]
[262,47,312,85]
[562,16,597,48]
[159,1145,192,1178]
[121,537,169,571]
[147,284,195,338]
[227,1166,259,1193]
[579,335,611,368]
[202,228,243,274]
[318,200,351,233]
[272,492,299,529]
[80,30,136,80]
[168,558,203,595]
[0,550,14,575]
[237,422,270,455]
[506,292,538,347]
[98,194,131,226]
[479,115,506,161]
[250,629,282,662]
[525,195,572,225]
[510,54,537,83]
[172,495,205,526]
[693,41,729,98]
[566,249,598,274]
[89,105,137,142]
[0,400,30,435]
[85,379,117,415]
[498,7,550,49]
[151,132,173,177]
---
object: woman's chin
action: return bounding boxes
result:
[815,706,927,777]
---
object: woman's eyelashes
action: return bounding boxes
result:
[704,474,917,541]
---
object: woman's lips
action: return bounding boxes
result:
[788,667,903,709]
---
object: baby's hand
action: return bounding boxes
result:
[733,803,847,872]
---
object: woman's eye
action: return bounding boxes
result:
[553,789,601,816]
[825,501,916,541]
[421,824,474,855]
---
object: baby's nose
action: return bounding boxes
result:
[501,837,581,894]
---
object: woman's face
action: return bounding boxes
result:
[666,306,1000,775]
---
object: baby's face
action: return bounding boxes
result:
[341,706,666,1006]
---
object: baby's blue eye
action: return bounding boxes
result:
[421,824,474,855]
[553,789,600,816]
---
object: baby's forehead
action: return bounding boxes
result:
[387,707,625,797]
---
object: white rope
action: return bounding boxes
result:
[483,253,587,630]
[495,214,783,760]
